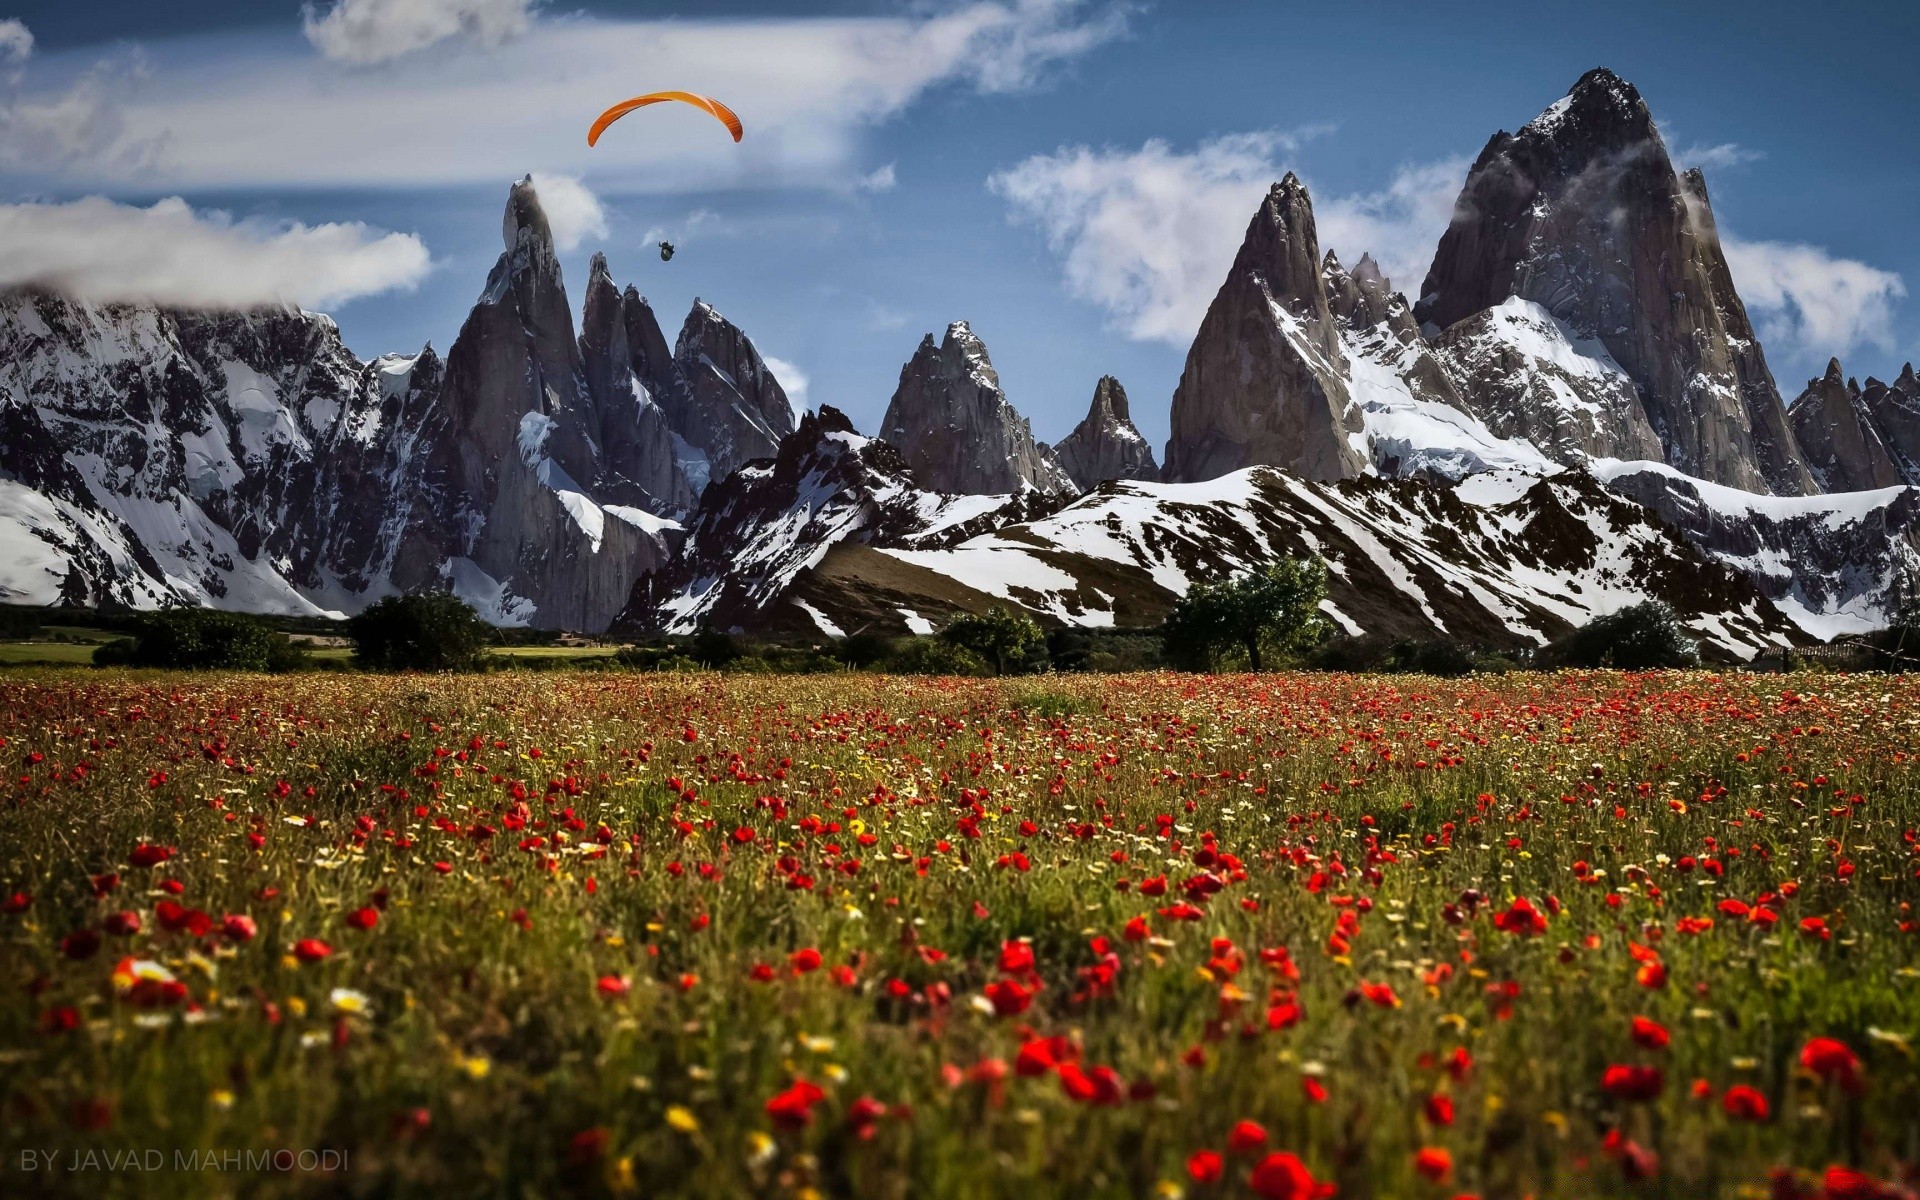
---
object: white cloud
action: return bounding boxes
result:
[6,3,1126,193]
[990,130,1459,345]
[1723,235,1907,357]
[1675,141,1764,172]
[302,0,541,65]
[0,195,431,310]
[0,50,165,175]
[856,163,898,193]
[0,18,32,68]
[526,172,605,251]
[763,355,809,411]
[1313,157,1469,296]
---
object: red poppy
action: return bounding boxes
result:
[1721,1084,1770,1121]
[104,911,141,937]
[221,914,257,941]
[845,1095,887,1140]
[1413,1146,1453,1182]
[984,979,1034,1016]
[128,843,176,869]
[1601,1063,1664,1102]
[345,907,380,931]
[1301,1076,1328,1104]
[595,975,630,998]
[1491,896,1547,936]
[1249,1151,1323,1200]
[1423,1093,1454,1126]
[765,1078,825,1129]
[998,940,1036,974]
[789,947,823,974]
[293,938,334,963]
[1226,1119,1268,1155]
[1630,1015,1671,1051]
[1798,1037,1864,1094]
[1187,1149,1225,1184]
[60,929,100,960]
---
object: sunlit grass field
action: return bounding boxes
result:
[1,668,1915,1199]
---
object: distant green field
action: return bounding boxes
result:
[0,642,101,665]
[0,641,622,667]
[491,644,621,659]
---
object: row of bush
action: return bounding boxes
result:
[40,560,1920,676]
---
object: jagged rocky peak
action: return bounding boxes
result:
[576,252,696,512]
[1323,252,1405,334]
[879,321,1074,495]
[1164,173,1366,484]
[1053,375,1157,491]
[1415,67,1814,495]
[1859,365,1920,485]
[1792,358,1918,492]
[668,297,797,484]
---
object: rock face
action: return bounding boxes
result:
[1862,365,1920,482]
[1052,376,1157,490]
[1598,461,1920,636]
[879,321,1074,494]
[668,299,798,485]
[577,255,698,512]
[1415,68,1814,495]
[391,177,673,630]
[0,176,689,629]
[1434,296,1665,466]
[0,285,433,612]
[1789,360,1905,493]
[1164,175,1367,484]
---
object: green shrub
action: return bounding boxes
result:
[888,637,990,676]
[348,594,491,672]
[941,607,1045,676]
[1163,558,1331,672]
[1542,602,1699,670]
[94,608,305,672]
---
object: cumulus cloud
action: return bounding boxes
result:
[0,196,431,310]
[301,0,541,65]
[0,47,165,175]
[1675,141,1764,172]
[990,130,1459,345]
[1313,157,1470,295]
[526,172,606,252]
[6,3,1126,191]
[0,18,32,69]
[856,163,898,193]
[762,355,809,420]
[1722,235,1907,357]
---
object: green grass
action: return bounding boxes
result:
[0,641,106,664]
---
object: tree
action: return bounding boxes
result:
[348,594,492,672]
[1163,558,1331,672]
[94,608,305,672]
[1542,602,1698,670]
[941,607,1044,676]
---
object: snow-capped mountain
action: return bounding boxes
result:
[627,401,1795,658]
[1,68,1915,651]
[1416,68,1813,496]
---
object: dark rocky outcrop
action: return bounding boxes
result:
[1164,175,1367,483]
[1416,68,1815,495]
[668,299,797,485]
[879,321,1074,494]
[577,254,697,511]
[1052,376,1157,490]
[1789,359,1904,493]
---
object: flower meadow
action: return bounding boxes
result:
[1,669,1918,1199]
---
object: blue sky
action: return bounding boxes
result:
[3,0,1916,453]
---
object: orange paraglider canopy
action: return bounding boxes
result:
[588,91,743,147]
